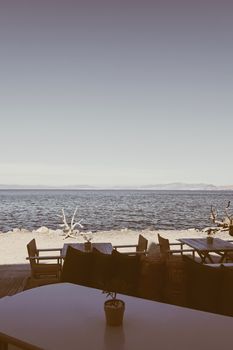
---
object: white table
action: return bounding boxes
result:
[0,283,233,350]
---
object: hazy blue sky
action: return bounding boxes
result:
[1,0,233,186]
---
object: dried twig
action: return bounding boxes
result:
[205,201,233,235]
[225,201,233,223]
[57,207,84,239]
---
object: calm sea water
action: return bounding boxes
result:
[0,190,233,232]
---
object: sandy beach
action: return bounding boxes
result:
[0,227,231,266]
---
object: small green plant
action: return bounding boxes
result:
[103,289,125,326]
[82,232,93,242]
[104,291,117,299]
[103,290,120,307]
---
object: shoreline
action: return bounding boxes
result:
[0,227,232,265]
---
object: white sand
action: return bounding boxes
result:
[0,227,231,265]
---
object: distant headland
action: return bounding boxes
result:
[0,183,233,190]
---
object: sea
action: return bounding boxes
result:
[0,189,233,233]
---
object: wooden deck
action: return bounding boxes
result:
[0,276,28,298]
[0,264,30,298]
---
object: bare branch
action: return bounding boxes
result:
[72,219,84,230]
[210,205,217,223]
[225,201,233,222]
[61,209,70,231]
[71,207,78,229]
[210,205,225,226]
[58,208,84,239]
[205,202,233,234]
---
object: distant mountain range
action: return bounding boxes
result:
[1,183,233,190]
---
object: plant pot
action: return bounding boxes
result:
[207,236,214,244]
[84,241,92,251]
[104,299,125,326]
[229,225,233,237]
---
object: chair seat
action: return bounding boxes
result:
[225,252,233,262]
[33,264,61,273]
[32,264,61,279]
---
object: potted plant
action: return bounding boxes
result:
[229,219,233,237]
[206,236,214,244]
[82,232,93,251]
[103,291,125,327]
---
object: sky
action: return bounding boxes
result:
[0,0,233,187]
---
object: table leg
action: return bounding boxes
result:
[218,252,228,263]
[0,341,7,350]
[196,251,214,263]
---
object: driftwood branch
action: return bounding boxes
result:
[205,201,233,235]
[210,206,225,226]
[57,209,70,232]
[225,201,233,223]
[58,208,84,239]
[71,207,78,229]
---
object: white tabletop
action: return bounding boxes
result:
[0,283,232,350]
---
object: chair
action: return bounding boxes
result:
[113,234,148,255]
[225,240,233,262]
[183,255,222,313]
[61,245,94,287]
[158,234,195,260]
[26,239,62,280]
[218,265,233,317]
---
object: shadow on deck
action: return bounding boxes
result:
[0,263,30,298]
[0,263,60,298]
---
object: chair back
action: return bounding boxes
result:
[136,234,148,253]
[183,255,222,313]
[158,234,170,259]
[27,239,38,268]
[61,246,94,286]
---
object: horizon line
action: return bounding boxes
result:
[1,182,233,190]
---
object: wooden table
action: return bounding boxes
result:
[178,238,233,263]
[0,283,233,350]
[62,243,113,258]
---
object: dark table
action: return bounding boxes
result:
[62,242,113,258]
[178,237,233,263]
